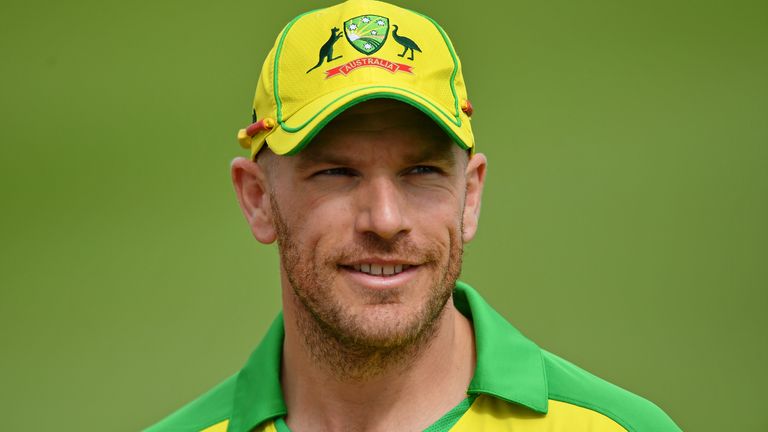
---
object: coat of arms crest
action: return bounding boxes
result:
[344,15,389,55]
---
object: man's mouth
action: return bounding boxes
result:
[344,263,413,276]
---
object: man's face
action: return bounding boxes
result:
[236,100,486,350]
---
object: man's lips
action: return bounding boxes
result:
[339,259,421,277]
[351,263,412,276]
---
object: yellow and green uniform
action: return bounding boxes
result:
[145,282,681,432]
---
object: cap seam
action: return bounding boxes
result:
[273,8,324,125]
[407,8,462,121]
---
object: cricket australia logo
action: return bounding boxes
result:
[306,13,420,78]
[344,15,389,55]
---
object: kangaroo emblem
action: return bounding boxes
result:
[392,25,422,60]
[307,27,344,73]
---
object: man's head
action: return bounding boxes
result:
[231,0,485,376]
[233,99,485,352]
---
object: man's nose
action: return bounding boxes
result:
[354,176,410,241]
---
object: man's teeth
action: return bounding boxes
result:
[353,263,409,276]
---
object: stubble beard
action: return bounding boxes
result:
[271,195,464,381]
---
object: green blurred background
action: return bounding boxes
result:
[1,0,766,430]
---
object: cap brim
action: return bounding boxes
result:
[254,84,474,157]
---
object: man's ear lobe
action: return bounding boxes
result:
[462,153,487,243]
[231,157,277,244]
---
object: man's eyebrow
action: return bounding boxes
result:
[294,151,357,170]
[294,140,458,169]
[408,142,457,166]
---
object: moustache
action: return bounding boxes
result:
[329,234,441,266]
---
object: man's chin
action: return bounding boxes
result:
[338,321,423,350]
[330,303,439,349]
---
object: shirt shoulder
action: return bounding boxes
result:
[542,350,681,432]
[144,374,238,432]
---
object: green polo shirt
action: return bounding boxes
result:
[145,281,681,432]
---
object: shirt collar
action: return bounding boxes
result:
[228,281,548,432]
[228,315,286,432]
[454,281,549,413]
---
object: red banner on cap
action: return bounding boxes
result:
[325,57,414,78]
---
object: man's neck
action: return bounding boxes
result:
[281,297,476,432]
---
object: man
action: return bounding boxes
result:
[147,0,681,431]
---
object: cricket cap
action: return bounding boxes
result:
[237,0,475,157]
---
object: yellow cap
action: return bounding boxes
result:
[240,0,475,157]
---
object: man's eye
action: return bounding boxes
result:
[315,167,356,177]
[407,165,442,175]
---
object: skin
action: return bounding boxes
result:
[231,99,487,432]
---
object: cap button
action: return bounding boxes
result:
[238,117,276,149]
[245,118,276,136]
[237,128,252,149]
[461,100,474,117]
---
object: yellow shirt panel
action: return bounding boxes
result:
[200,419,276,432]
[253,420,278,432]
[451,395,626,432]
[199,399,625,432]
[200,420,228,432]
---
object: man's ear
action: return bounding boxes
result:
[462,152,487,243]
[231,157,277,244]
